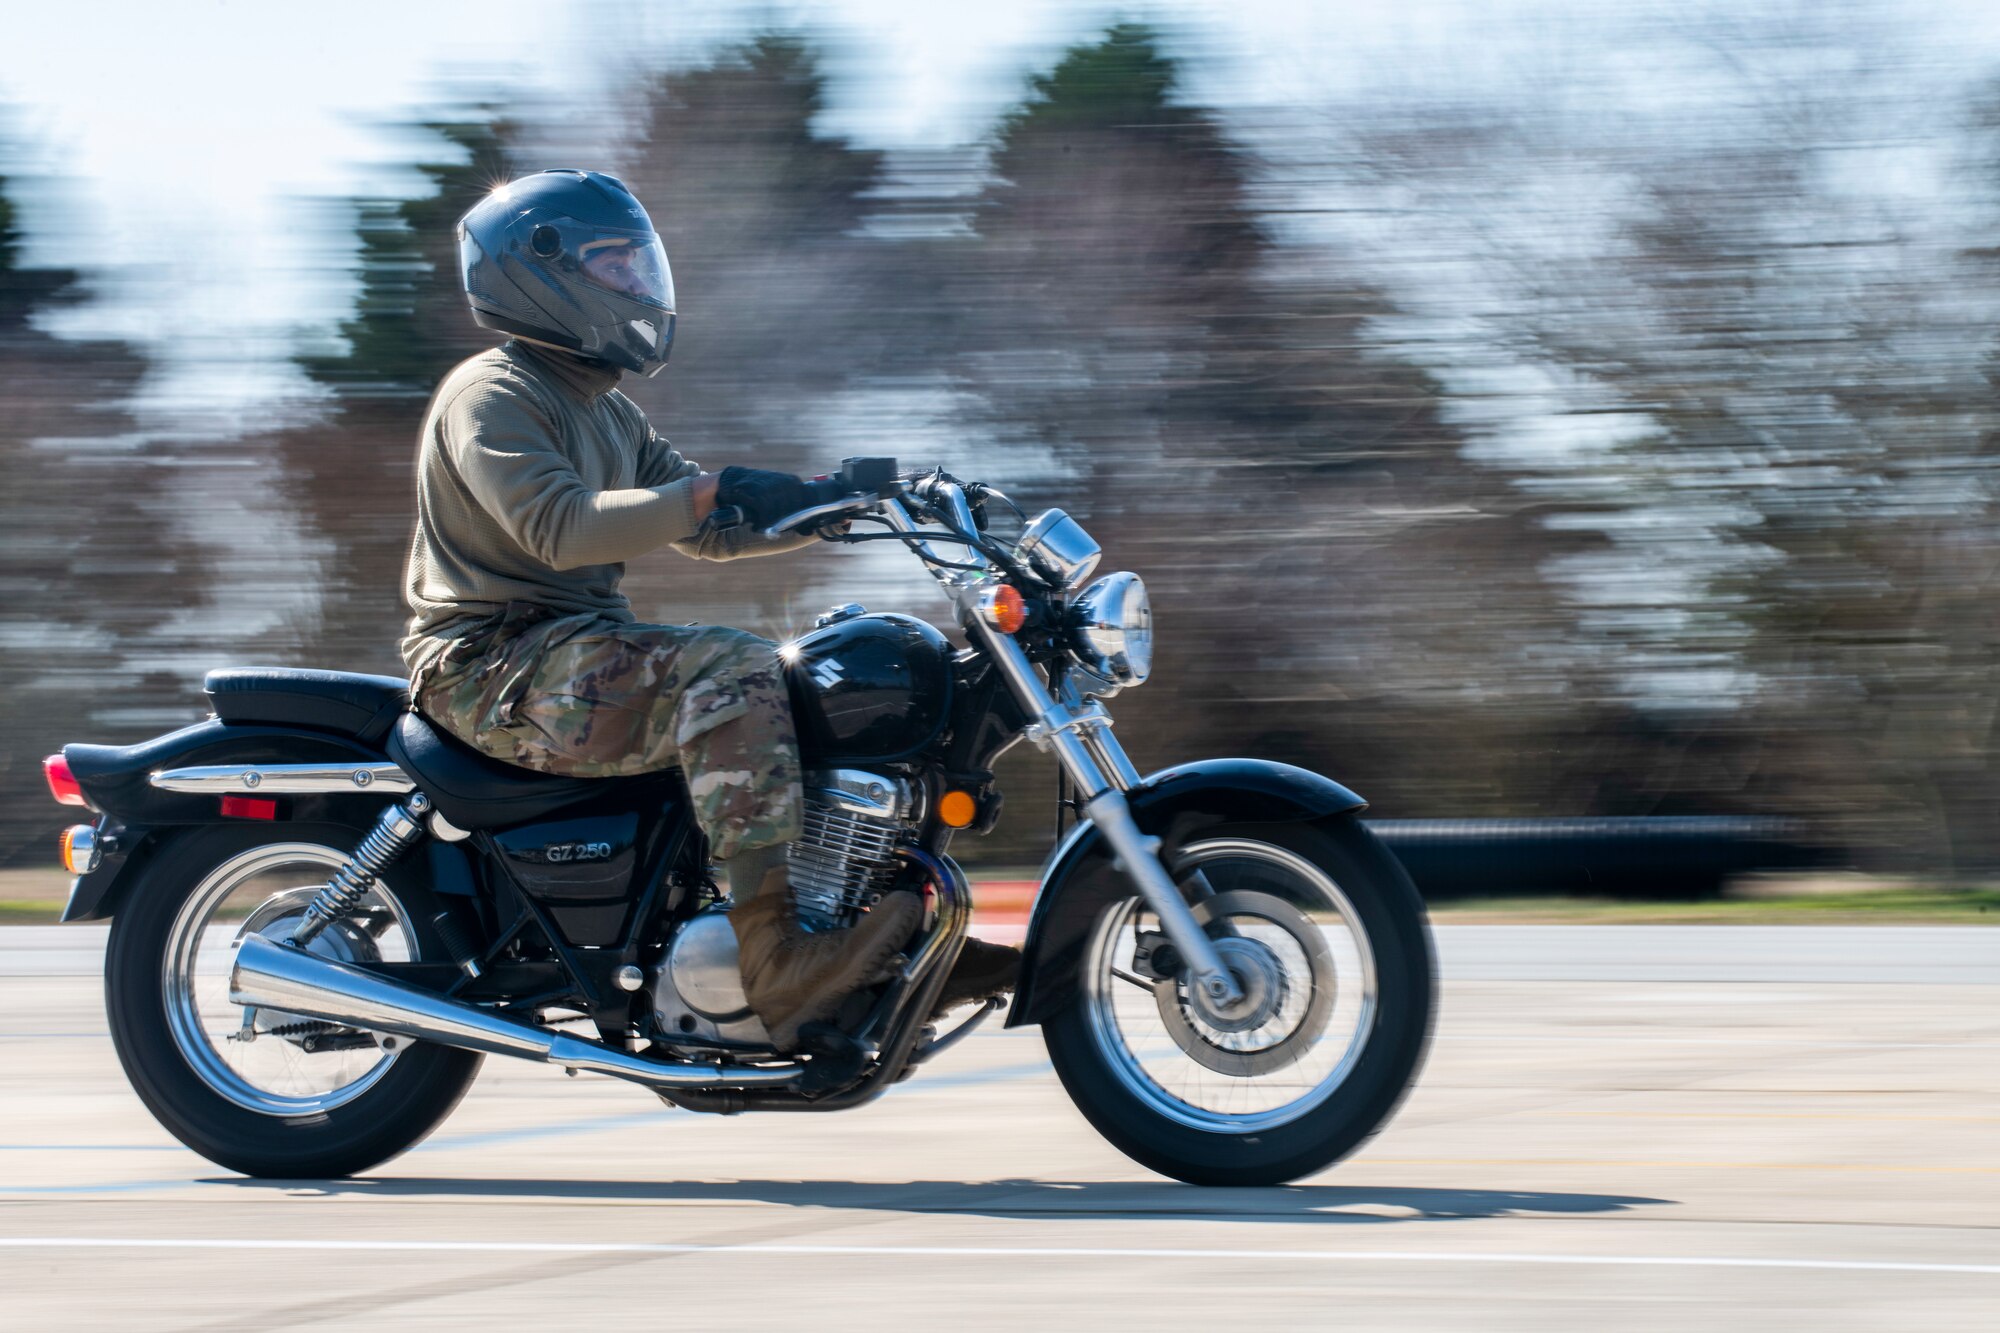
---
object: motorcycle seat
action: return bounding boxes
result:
[387,710,636,830]
[205,668,410,747]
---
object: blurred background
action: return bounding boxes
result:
[8,0,2000,885]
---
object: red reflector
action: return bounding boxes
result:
[220,796,278,821]
[44,754,87,807]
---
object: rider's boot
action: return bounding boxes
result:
[932,936,1022,1017]
[731,868,922,1053]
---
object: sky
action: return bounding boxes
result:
[9,0,2000,436]
[0,0,1705,427]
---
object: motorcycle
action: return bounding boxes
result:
[44,460,1434,1186]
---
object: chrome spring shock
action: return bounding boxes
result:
[289,793,431,947]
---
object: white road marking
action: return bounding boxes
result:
[1,1237,1996,1276]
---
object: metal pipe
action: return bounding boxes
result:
[1081,791,1244,1010]
[910,995,1001,1066]
[974,624,1114,796]
[661,847,974,1113]
[1062,677,1142,791]
[151,763,415,795]
[229,934,798,1091]
[888,485,1235,1006]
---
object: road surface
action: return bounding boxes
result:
[2,924,1996,1330]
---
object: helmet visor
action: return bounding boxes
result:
[577,233,674,310]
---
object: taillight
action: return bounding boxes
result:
[44,754,87,807]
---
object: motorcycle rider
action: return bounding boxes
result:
[401,168,1018,1050]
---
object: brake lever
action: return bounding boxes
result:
[757,495,880,540]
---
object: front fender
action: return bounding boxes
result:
[60,719,394,923]
[1004,759,1366,1027]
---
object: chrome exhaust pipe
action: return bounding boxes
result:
[229,933,798,1091]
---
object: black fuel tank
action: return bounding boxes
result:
[783,612,953,763]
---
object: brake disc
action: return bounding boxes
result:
[1153,888,1336,1076]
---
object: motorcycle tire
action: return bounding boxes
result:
[1042,814,1434,1186]
[105,822,481,1178]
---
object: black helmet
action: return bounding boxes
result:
[458,169,676,377]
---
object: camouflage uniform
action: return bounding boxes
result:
[416,608,802,860]
[400,341,820,863]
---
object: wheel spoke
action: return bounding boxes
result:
[1081,839,1378,1134]
[160,843,416,1117]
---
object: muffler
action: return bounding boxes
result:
[229,933,799,1092]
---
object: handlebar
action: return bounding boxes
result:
[755,455,905,538]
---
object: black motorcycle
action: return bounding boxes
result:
[44,461,1433,1186]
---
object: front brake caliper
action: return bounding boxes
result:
[1130,930,1179,981]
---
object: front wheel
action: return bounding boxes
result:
[1043,816,1434,1186]
[105,822,481,1178]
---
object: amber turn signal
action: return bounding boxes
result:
[978,584,1028,635]
[60,824,101,876]
[938,790,978,829]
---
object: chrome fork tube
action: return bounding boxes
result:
[885,489,1242,1007]
[972,624,1244,1009]
[1062,678,1142,791]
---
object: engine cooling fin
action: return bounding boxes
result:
[788,770,920,928]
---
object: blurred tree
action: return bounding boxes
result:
[298,112,517,399]
[0,150,201,866]
[606,34,897,637]
[1328,10,2000,866]
[954,24,1580,819]
[272,109,522,673]
[0,172,71,328]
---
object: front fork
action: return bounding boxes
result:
[971,623,1247,1011]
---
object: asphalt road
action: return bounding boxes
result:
[3,924,1997,1330]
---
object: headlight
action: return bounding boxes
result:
[1067,571,1152,693]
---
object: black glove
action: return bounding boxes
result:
[714,466,814,531]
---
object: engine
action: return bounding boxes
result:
[651,766,921,1049]
[788,768,923,929]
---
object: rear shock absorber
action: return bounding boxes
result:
[289,793,431,947]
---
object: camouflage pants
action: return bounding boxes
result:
[416,612,803,861]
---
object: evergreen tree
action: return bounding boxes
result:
[0,171,72,331]
[0,154,199,866]
[299,112,516,398]
[605,35,895,637]
[271,109,519,673]
[960,25,1573,814]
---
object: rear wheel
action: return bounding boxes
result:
[105,822,480,1178]
[1043,816,1433,1186]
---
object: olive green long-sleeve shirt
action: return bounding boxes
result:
[400,340,812,674]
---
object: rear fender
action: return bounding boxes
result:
[59,720,397,923]
[1005,759,1367,1027]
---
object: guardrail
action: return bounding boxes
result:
[1364,816,1826,900]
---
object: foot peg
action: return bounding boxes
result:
[795,1022,870,1095]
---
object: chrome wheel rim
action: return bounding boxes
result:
[1080,837,1378,1133]
[161,842,414,1116]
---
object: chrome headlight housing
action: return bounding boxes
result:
[1066,571,1152,695]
